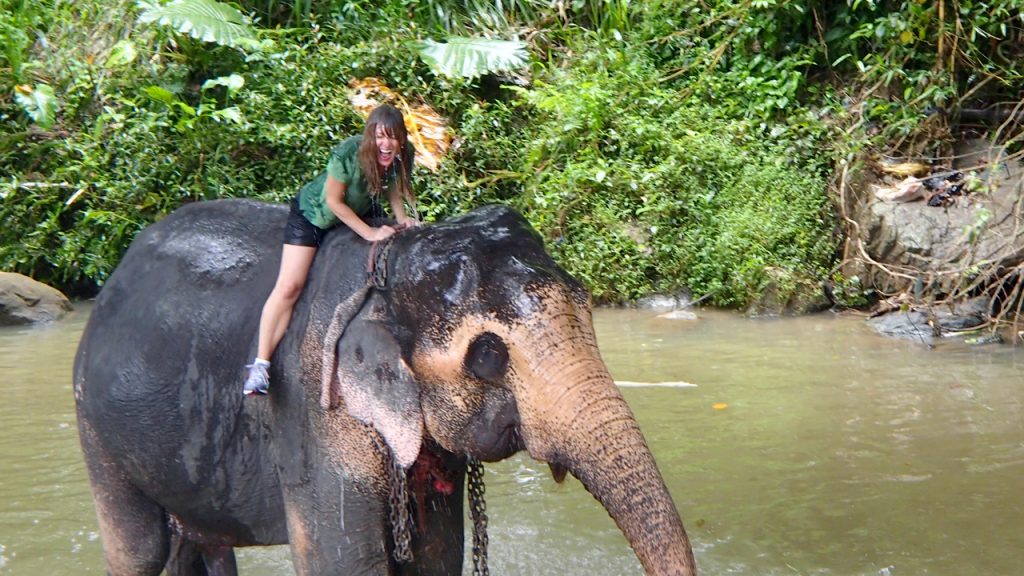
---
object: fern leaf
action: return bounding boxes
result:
[416,36,529,80]
[138,0,256,49]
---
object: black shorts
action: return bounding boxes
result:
[283,196,329,247]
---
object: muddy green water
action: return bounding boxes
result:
[1,304,1022,575]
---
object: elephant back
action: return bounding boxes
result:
[73,199,291,534]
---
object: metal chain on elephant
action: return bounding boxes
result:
[388,457,413,563]
[369,427,413,564]
[467,457,489,576]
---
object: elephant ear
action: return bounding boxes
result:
[320,284,372,410]
[321,289,423,469]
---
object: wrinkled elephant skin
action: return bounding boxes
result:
[74,199,697,575]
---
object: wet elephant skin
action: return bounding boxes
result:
[74,199,696,575]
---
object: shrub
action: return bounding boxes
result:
[500,42,836,305]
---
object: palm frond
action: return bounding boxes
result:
[137,0,256,49]
[415,36,529,80]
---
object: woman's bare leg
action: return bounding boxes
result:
[257,244,318,360]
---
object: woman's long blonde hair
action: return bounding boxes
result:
[357,104,413,201]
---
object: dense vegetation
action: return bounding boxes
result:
[2,0,1022,309]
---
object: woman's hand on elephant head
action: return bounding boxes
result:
[394,218,418,231]
[366,225,396,242]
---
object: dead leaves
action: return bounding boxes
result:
[347,78,452,172]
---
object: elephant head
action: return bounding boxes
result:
[317,205,696,575]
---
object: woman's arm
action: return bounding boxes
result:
[324,175,394,241]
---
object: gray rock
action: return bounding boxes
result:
[0,272,73,325]
[845,139,1024,297]
[866,297,990,342]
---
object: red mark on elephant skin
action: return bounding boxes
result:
[412,447,455,496]
[410,446,455,531]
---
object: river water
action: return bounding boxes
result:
[1,304,1022,575]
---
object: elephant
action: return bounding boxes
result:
[73,199,697,576]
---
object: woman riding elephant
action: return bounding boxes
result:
[74,200,698,575]
[244,103,417,396]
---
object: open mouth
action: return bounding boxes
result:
[377,148,395,166]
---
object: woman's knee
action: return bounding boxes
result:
[271,245,315,304]
[272,278,306,302]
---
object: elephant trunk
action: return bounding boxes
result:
[517,353,697,576]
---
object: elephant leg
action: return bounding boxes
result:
[79,422,169,575]
[165,534,205,576]
[164,537,238,576]
[282,474,391,575]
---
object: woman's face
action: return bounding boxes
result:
[374,124,399,169]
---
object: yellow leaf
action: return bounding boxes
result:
[712,402,728,410]
[347,78,452,172]
[900,30,914,44]
[15,84,32,96]
[876,160,929,177]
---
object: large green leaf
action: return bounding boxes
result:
[137,0,256,49]
[201,73,244,96]
[104,39,138,68]
[415,36,529,80]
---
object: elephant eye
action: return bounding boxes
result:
[465,332,508,382]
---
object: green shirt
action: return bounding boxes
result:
[296,135,414,229]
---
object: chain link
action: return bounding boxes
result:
[388,456,413,563]
[371,431,489,574]
[467,457,489,576]
[368,427,413,564]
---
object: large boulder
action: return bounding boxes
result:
[866,297,991,343]
[844,139,1024,298]
[0,272,73,325]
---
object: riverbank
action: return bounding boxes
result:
[3,1,1021,315]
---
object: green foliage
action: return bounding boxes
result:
[1,89,255,289]
[502,43,836,305]
[0,3,423,291]
[3,0,1021,310]
[105,40,140,68]
[0,0,44,83]
[143,73,245,131]
[641,0,1023,157]
[568,0,634,35]
[828,273,872,309]
[414,95,530,224]
[408,0,636,35]
[411,0,545,32]
[235,0,317,27]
